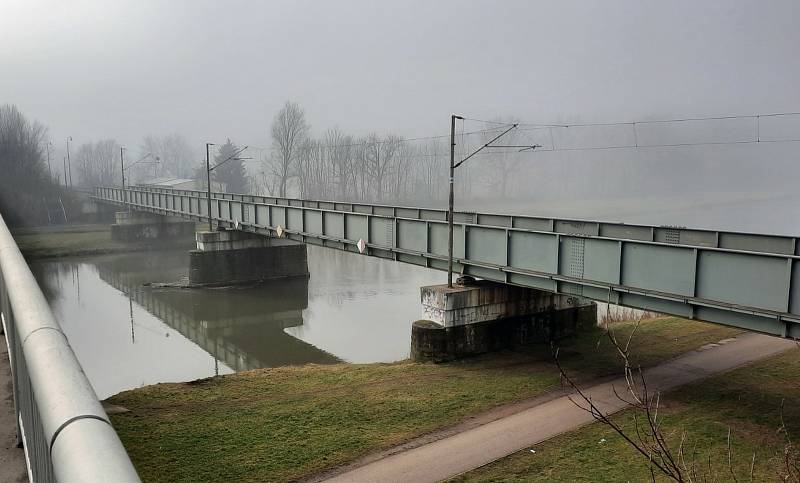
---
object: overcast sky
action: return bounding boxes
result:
[3,0,799,163]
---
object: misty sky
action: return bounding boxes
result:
[3,0,800,170]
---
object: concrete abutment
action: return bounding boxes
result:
[411,280,596,362]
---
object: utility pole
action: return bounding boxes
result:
[447,116,523,288]
[66,136,73,188]
[45,141,52,179]
[448,114,463,288]
[204,142,250,232]
[120,151,157,213]
[120,147,127,211]
[206,143,214,231]
[62,156,68,187]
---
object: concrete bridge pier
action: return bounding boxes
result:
[411,280,596,362]
[189,230,308,286]
[110,211,195,242]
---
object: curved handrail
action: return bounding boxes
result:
[0,213,140,483]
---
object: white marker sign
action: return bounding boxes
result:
[276,225,284,238]
[357,238,366,253]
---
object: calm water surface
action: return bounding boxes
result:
[31,192,800,399]
[33,246,441,398]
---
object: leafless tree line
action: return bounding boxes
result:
[71,134,196,188]
[65,100,529,203]
[74,139,120,187]
[291,131,450,203]
[0,104,61,226]
[255,101,494,203]
[138,133,195,181]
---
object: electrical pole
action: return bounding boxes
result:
[62,157,68,187]
[446,116,521,289]
[206,142,214,231]
[204,143,249,232]
[448,114,463,288]
[45,141,52,179]
[120,147,127,211]
[66,136,73,188]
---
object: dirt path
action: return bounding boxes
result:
[323,333,796,483]
[1,332,28,482]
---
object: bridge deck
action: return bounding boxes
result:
[94,186,800,339]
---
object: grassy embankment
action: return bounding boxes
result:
[12,224,196,259]
[450,348,800,482]
[13,224,131,258]
[107,317,742,482]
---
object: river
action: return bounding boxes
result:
[31,246,442,399]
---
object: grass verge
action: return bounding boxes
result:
[108,317,740,482]
[449,347,800,482]
[12,224,195,259]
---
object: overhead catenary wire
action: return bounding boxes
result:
[242,136,800,159]
[457,137,800,157]
[464,110,800,130]
[234,110,800,158]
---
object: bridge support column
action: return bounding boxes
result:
[110,211,195,242]
[188,230,308,286]
[411,280,596,362]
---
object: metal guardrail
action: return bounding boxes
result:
[94,186,800,340]
[0,213,140,482]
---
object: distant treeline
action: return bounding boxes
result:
[254,101,521,204]
[0,104,69,226]
[255,101,450,203]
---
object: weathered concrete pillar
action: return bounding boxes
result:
[188,230,308,286]
[110,211,195,242]
[411,280,596,362]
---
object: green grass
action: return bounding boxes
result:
[108,317,741,482]
[450,348,800,482]
[12,224,126,258]
[12,223,196,258]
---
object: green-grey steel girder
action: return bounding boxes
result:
[93,186,800,339]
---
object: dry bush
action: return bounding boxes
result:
[554,316,799,482]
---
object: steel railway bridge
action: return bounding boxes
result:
[94,185,800,340]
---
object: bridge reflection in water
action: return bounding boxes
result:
[95,251,340,373]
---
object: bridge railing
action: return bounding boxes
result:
[0,213,140,483]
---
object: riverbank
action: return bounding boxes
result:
[12,224,195,259]
[107,317,741,482]
[450,346,799,482]
[13,224,140,259]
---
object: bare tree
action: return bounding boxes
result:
[325,128,354,200]
[0,104,55,225]
[413,139,447,201]
[75,139,120,187]
[362,133,402,202]
[554,318,798,482]
[297,138,332,199]
[269,101,309,197]
[138,133,195,182]
[258,101,466,204]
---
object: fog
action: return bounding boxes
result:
[2,0,800,228]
